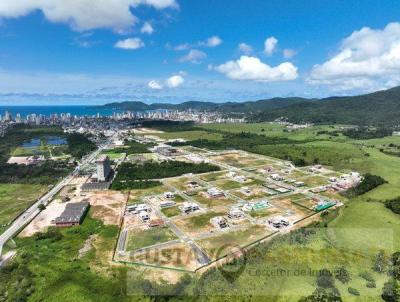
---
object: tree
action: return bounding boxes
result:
[374,250,388,273]
[382,279,400,302]
[317,269,335,288]
[334,266,351,284]
[390,252,400,281]
[38,204,46,211]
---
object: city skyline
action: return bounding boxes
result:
[0,0,400,105]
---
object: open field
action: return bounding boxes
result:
[125,242,199,270]
[153,130,222,141]
[126,227,178,251]
[0,183,47,227]
[196,225,273,259]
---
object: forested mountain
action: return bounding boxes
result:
[251,86,400,125]
[102,86,400,126]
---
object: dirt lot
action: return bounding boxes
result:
[269,196,314,223]
[20,199,66,237]
[86,190,128,225]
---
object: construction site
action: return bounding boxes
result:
[113,142,360,272]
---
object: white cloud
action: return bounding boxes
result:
[0,0,177,32]
[309,22,400,91]
[171,43,191,51]
[148,73,185,89]
[166,75,184,87]
[141,22,154,34]
[238,43,253,54]
[148,80,163,89]
[203,36,222,47]
[114,37,144,50]
[264,36,278,56]
[214,55,298,82]
[168,35,222,51]
[283,48,296,59]
[179,49,207,64]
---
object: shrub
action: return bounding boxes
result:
[359,271,375,283]
[366,281,376,288]
[385,198,400,215]
[335,266,351,284]
[348,287,360,296]
[317,269,335,289]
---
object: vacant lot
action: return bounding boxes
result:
[155,130,222,141]
[197,225,272,259]
[0,183,47,227]
[126,227,178,251]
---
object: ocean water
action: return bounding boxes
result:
[0,106,119,118]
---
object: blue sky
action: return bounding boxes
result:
[0,0,399,105]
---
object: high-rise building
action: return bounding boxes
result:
[96,155,111,182]
[4,111,11,122]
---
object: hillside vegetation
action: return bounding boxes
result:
[105,85,400,126]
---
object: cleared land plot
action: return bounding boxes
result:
[246,205,283,218]
[190,190,236,207]
[198,171,227,182]
[161,206,181,217]
[125,242,199,270]
[269,196,314,222]
[207,153,272,168]
[231,185,271,201]
[197,225,273,259]
[173,211,226,236]
[164,176,198,191]
[86,191,127,225]
[290,198,321,211]
[298,175,329,187]
[155,130,222,141]
[128,185,169,204]
[211,177,263,190]
[126,227,178,251]
[179,146,209,154]
[20,199,66,237]
[0,183,47,227]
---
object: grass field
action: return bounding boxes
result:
[161,206,181,217]
[197,225,272,259]
[0,183,47,227]
[101,150,126,160]
[126,227,177,251]
[155,130,222,141]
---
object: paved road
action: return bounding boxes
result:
[0,251,16,266]
[0,140,110,259]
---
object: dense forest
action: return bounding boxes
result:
[343,127,393,139]
[66,133,97,159]
[249,86,400,126]
[112,160,219,190]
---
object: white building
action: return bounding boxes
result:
[96,155,111,182]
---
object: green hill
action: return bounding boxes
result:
[102,86,400,126]
[251,86,400,125]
